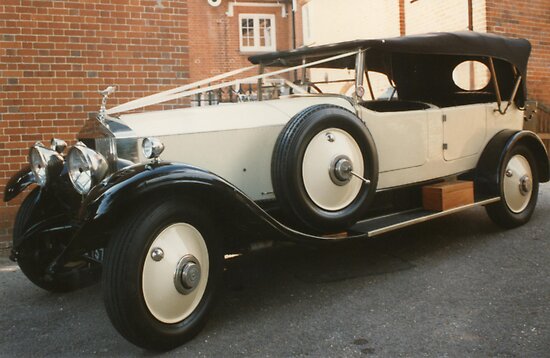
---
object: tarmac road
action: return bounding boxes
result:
[1,184,549,357]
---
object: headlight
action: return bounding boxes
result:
[29,142,64,187]
[67,142,109,195]
[50,138,67,153]
[142,137,165,159]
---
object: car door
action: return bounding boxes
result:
[442,104,487,161]
[359,107,428,173]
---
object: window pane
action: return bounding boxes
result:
[248,27,254,41]
[264,27,271,47]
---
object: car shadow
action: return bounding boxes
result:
[209,206,503,326]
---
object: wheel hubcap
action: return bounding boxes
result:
[142,223,209,324]
[503,154,532,213]
[302,128,364,211]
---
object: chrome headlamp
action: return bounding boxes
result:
[50,138,67,153]
[142,137,165,160]
[67,142,109,195]
[29,142,64,187]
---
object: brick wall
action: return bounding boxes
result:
[486,0,550,157]
[188,0,293,84]
[486,0,550,108]
[0,0,189,247]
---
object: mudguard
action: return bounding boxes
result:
[476,130,550,196]
[4,166,34,202]
[73,162,357,250]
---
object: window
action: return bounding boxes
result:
[239,14,276,52]
[452,60,491,91]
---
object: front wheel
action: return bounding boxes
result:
[14,188,99,292]
[485,145,539,228]
[103,198,223,351]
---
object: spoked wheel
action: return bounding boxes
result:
[103,198,222,351]
[272,104,378,232]
[486,145,539,228]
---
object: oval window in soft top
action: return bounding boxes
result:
[452,60,491,91]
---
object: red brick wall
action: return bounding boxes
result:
[188,0,293,83]
[0,0,189,247]
[486,0,550,157]
[486,0,550,107]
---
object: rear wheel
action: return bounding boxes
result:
[485,145,539,228]
[103,198,223,351]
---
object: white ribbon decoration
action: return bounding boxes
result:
[107,50,359,115]
[107,65,258,115]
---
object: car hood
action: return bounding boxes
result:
[117,95,355,138]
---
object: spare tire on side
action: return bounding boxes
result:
[271,104,378,233]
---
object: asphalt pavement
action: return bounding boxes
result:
[1,184,549,357]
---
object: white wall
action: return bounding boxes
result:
[405,0,487,34]
[302,0,400,45]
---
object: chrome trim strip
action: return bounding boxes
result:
[367,197,501,237]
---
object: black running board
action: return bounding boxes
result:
[350,196,500,237]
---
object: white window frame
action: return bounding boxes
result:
[238,14,277,53]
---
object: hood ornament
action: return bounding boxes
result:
[98,86,116,122]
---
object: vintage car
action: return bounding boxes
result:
[4,32,549,350]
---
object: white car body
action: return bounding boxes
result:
[118,95,522,200]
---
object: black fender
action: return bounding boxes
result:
[476,130,550,196]
[4,165,35,202]
[54,162,368,263]
[10,183,78,253]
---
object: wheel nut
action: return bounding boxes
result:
[181,262,201,290]
[326,132,335,142]
[505,169,513,177]
[174,255,201,294]
[150,247,164,261]
[519,175,532,196]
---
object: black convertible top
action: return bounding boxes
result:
[250,32,531,106]
[249,31,531,77]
